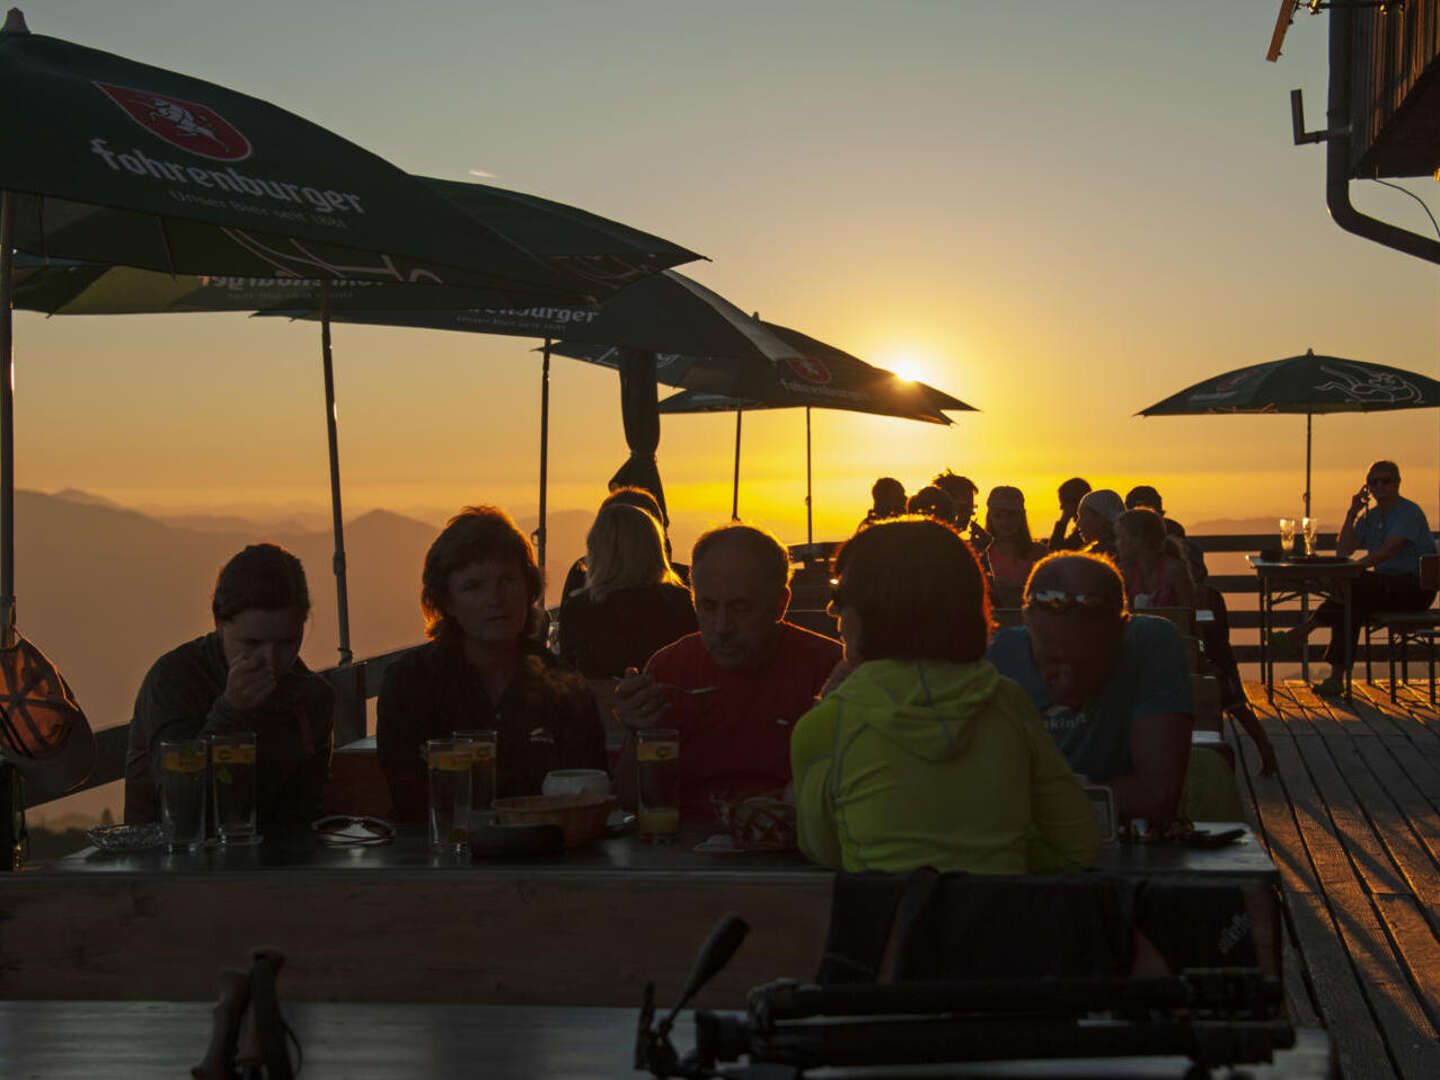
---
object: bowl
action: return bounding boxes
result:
[541,768,612,797]
[493,793,619,848]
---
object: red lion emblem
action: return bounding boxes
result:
[94,82,252,162]
[784,355,832,384]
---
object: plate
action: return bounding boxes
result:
[86,823,167,853]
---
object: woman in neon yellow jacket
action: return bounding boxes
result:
[791,516,1100,874]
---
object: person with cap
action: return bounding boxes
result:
[1076,489,1124,561]
[1048,477,1092,552]
[982,486,1047,608]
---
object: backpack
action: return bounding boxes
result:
[0,632,95,804]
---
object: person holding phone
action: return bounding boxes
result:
[1270,460,1437,695]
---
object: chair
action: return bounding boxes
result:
[1363,554,1440,702]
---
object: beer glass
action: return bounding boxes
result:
[1278,518,1297,556]
[453,729,498,825]
[158,738,208,852]
[636,728,680,843]
[210,732,259,845]
[426,739,473,854]
[1301,517,1317,557]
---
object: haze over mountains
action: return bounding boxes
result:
[20,489,597,827]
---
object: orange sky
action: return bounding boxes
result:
[15,2,1440,556]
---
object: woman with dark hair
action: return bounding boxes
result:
[1115,508,1195,611]
[124,543,334,830]
[982,485,1046,608]
[790,516,1099,874]
[377,506,606,821]
[558,503,696,678]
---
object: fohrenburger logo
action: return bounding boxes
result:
[784,354,832,384]
[94,82,251,162]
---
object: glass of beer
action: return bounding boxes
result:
[426,739,473,854]
[453,729,498,825]
[158,738,208,852]
[636,728,680,843]
[210,732,260,846]
[1278,518,1297,556]
[1301,517,1317,557]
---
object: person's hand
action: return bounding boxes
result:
[1349,485,1370,518]
[222,651,277,711]
[612,666,671,730]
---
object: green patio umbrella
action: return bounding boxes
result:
[1,10,682,655]
[651,361,972,541]
[1138,350,1440,515]
[12,178,700,660]
[264,271,833,569]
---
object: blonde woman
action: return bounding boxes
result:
[559,503,697,677]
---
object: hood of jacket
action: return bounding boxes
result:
[828,658,1007,763]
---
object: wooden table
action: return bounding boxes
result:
[0,1001,1331,1079]
[1250,556,1364,698]
[0,825,1278,1005]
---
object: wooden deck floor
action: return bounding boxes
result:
[1234,677,1440,1080]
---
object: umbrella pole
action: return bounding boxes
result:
[1304,413,1312,519]
[319,282,352,666]
[731,406,742,521]
[0,190,15,646]
[805,406,814,546]
[537,338,551,572]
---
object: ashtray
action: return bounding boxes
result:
[86,823,168,853]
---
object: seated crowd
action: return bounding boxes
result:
[125,467,1291,870]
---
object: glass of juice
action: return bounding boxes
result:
[636,728,680,843]
[426,739,473,854]
[453,729,498,826]
[158,738,208,852]
[210,731,260,846]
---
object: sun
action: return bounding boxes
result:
[875,348,930,384]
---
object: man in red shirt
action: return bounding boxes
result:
[613,523,841,818]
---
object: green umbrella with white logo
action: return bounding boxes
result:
[1139,350,1440,516]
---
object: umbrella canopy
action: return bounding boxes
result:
[11,175,701,660]
[1138,349,1440,514]
[653,365,973,538]
[12,179,701,314]
[0,18,629,299]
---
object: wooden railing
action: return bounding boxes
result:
[30,531,1432,809]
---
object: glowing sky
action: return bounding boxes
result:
[15,0,1440,550]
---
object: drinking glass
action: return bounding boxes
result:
[426,739,473,854]
[453,729,498,825]
[210,732,260,846]
[158,738,208,852]
[635,728,680,843]
[1301,517,1317,557]
[1279,518,1297,556]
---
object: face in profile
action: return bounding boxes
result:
[1077,507,1108,543]
[1024,609,1122,707]
[445,558,531,646]
[953,489,975,528]
[691,544,787,670]
[217,607,306,679]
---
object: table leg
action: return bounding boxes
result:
[1342,578,1353,699]
[1259,575,1273,701]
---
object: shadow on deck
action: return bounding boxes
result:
[1236,678,1440,1079]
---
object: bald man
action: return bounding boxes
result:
[986,553,1193,826]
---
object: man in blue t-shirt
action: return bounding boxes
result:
[987,553,1194,826]
[1274,460,1437,696]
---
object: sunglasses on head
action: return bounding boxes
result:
[1024,589,1114,615]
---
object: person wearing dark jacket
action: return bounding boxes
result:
[124,544,333,830]
[378,506,606,821]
